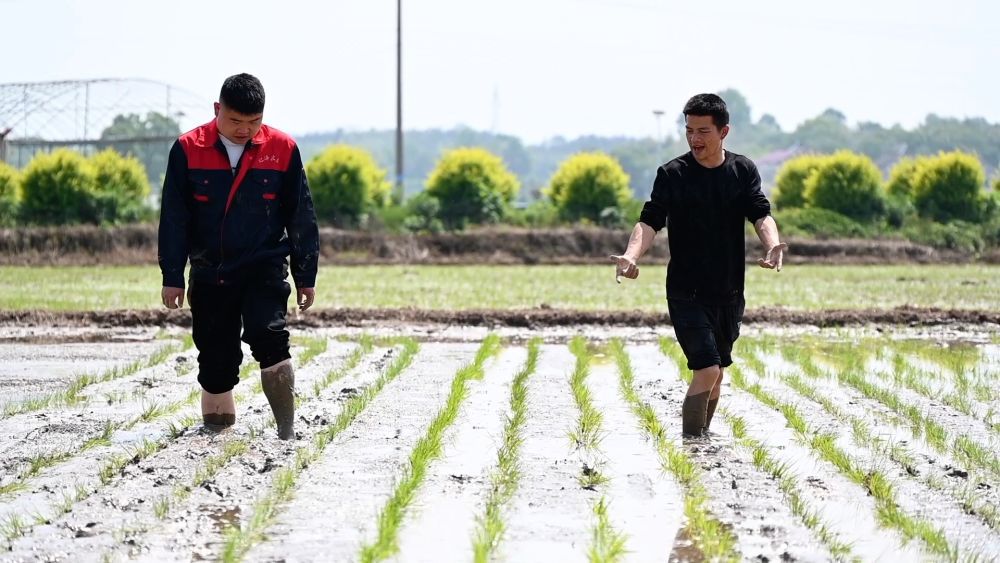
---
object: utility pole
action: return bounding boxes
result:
[394,0,404,203]
[652,109,664,144]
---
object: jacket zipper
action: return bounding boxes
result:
[217,142,251,285]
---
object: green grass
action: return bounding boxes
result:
[1,264,998,311]
[471,338,540,563]
[609,339,737,561]
[359,335,502,563]
[219,339,420,563]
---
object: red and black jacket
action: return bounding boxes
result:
[157,120,319,289]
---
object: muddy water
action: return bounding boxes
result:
[586,355,686,561]
[246,343,474,562]
[755,358,1000,560]
[501,345,596,560]
[391,347,523,561]
[628,345,835,562]
[1,326,999,562]
[3,341,357,561]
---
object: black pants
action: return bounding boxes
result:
[667,294,745,371]
[189,271,292,394]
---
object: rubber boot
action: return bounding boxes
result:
[262,360,295,440]
[201,390,236,428]
[682,391,710,437]
[705,397,719,431]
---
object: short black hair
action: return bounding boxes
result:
[683,93,729,129]
[219,73,265,115]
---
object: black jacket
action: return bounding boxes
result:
[158,120,319,289]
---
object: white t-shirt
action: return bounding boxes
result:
[219,134,246,173]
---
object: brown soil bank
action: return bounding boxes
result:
[3,306,998,328]
[1,225,991,266]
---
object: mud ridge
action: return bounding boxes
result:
[3,305,999,330]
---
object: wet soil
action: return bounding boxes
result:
[4,305,999,331]
[0,326,997,562]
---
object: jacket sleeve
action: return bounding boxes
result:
[281,144,320,288]
[157,141,190,288]
[638,166,670,231]
[743,160,771,224]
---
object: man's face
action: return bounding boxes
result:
[214,102,263,144]
[685,114,729,162]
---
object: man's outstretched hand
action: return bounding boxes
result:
[757,243,788,271]
[609,254,638,284]
[161,286,184,309]
[297,287,316,311]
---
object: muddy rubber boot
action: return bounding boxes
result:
[682,391,710,437]
[261,360,295,440]
[201,390,236,429]
[705,397,719,431]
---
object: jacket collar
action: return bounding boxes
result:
[193,120,272,148]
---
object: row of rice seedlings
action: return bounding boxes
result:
[2,342,324,547]
[358,335,502,563]
[588,496,629,563]
[612,339,737,561]
[567,337,627,563]
[153,439,250,520]
[152,338,374,523]
[780,368,1000,531]
[567,337,606,471]
[722,410,856,560]
[1,338,192,418]
[0,419,118,498]
[725,362,960,561]
[820,344,1000,480]
[889,352,999,435]
[471,338,541,563]
[218,338,420,563]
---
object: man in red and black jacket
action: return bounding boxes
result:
[158,73,319,440]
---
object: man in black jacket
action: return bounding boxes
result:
[158,73,319,440]
[611,93,786,437]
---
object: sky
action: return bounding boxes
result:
[2,0,997,143]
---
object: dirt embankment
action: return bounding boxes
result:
[0,225,989,266]
[3,306,998,329]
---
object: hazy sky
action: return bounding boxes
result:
[3,0,996,143]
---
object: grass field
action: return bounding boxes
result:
[0,264,997,311]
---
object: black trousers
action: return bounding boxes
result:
[188,270,292,394]
[667,293,745,371]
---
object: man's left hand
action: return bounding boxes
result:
[757,243,788,271]
[297,287,316,311]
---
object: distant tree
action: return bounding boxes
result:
[792,109,851,153]
[804,150,886,222]
[546,152,632,223]
[100,112,181,186]
[307,145,391,227]
[425,147,520,229]
[911,151,987,223]
[717,88,752,130]
[773,154,827,209]
[0,161,20,226]
[611,139,665,199]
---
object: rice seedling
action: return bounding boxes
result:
[610,339,737,561]
[587,497,628,563]
[471,338,540,563]
[358,335,501,563]
[567,336,604,451]
[219,338,420,563]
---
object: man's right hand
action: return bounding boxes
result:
[609,254,639,283]
[162,286,184,309]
